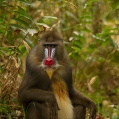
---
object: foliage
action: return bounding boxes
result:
[0,0,119,118]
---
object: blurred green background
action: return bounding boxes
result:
[0,0,119,118]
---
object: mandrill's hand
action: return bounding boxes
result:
[46,93,59,119]
[89,102,97,119]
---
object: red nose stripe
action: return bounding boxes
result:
[44,47,55,66]
[48,47,51,58]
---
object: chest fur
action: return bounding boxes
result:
[52,79,73,119]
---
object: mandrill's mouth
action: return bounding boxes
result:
[39,61,61,79]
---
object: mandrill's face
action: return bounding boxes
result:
[41,42,60,79]
[43,42,58,67]
[38,31,64,79]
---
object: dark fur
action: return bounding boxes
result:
[18,31,96,119]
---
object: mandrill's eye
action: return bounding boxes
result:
[45,45,48,48]
[43,42,58,48]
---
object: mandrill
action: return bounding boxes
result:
[18,31,96,119]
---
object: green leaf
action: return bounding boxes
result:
[0,30,4,34]
[79,15,92,20]
[66,11,78,21]
[17,6,27,15]
[71,46,81,52]
[44,16,58,20]
[110,37,118,48]
[0,47,12,53]
[14,6,32,21]
[89,44,96,49]
[74,35,86,43]
[20,0,31,6]
[15,11,32,21]
[73,40,82,48]
[37,23,50,28]
[12,18,30,27]
[10,24,26,30]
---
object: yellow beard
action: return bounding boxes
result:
[45,68,55,79]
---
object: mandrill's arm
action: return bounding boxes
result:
[70,87,97,119]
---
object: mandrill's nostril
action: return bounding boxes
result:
[44,57,55,66]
